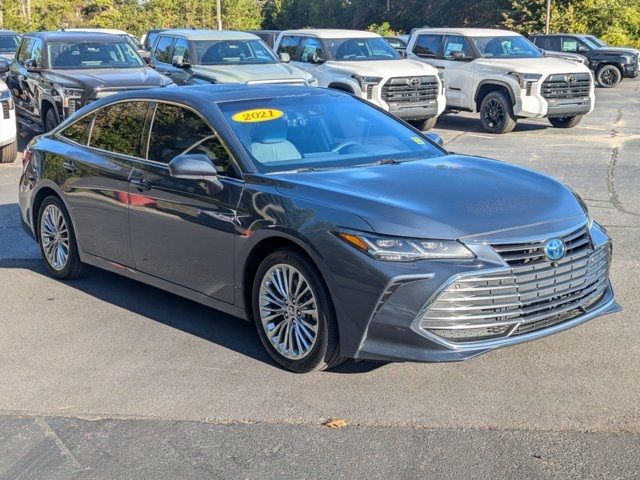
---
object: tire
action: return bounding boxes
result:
[0,140,17,163]
[409,116,438,131]
[596,65,622,88]
[44,108,59,132]
[549,115,583,128]
[37,195,85,279]
[479,91,517,134]
[252,248,344,373]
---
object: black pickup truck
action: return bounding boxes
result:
[5,31,173,131]
[530,34,639,88]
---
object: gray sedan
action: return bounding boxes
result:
[18,85,620,372]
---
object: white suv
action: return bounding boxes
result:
[406,28,595,134]
[0,77,17,163]
[274,29,446,130]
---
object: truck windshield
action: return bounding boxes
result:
[472,35,542,58]
[194,39,278,65]
[47,41,145,69]
[326,37,400,61]
[583,36,606,48]
[0,34,19,52]
[218,93,444,173]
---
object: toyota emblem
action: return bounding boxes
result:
[408,77,422,87]
[567,74,577,84]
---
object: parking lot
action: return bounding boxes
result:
[1,79,639,479]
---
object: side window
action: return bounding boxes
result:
[413,34,443,58]
[531,36,547,49]
[154,36,174,64]
[148,103,235,175]
[17,37,35,65]
[30,38,43,67]
[59,114,94,145]
[443,35,474,60]
[547,37,561,50]
[561,37,579,53]
[172,38,191,65]
[299,37,324,63]
[89,102,149,157]
[278,35,301,59]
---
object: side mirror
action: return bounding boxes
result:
[424,131,444,147]
[307,52,324,64]
[168,154,223,192]
[143,56,155,68]
[451,51,466,61]
[0,60,9,74]
[171,55,190,69]
[577,45,589,53]
[400,49,408,58]
[24,59,40,72]
[279,52,291,63]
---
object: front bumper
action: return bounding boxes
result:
[340,221,620,363]
[623,63,639,78]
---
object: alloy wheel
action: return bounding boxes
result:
[600,68,618,86]
[40,204,70,271]
[482,98,505,129]
[258,264,319,360]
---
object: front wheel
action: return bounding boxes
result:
[44,108,59,132]
[596,65,622,88]
[408,116,438,131]
[549,115,583,128]
[479,91,517,134]
[252,248,344,373]
[0,140,17,163]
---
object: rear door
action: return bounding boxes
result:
[128,101,243,303]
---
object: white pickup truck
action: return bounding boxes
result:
[406,28,595,133]
[0,75,17,163]
[274,29,446,130]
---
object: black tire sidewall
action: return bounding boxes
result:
[0,141,17,163]
[37,196,82,279]
[597,65,621,88]
[251,248,336,373]
[45,109,59,132]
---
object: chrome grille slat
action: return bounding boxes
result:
[420,225,611,342]
[541,73,592,99]
[381,76,439,104]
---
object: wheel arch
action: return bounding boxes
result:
[30,183,70,244]
[474,81,516,112]
[596,61,624,75]
[327,82,356,94]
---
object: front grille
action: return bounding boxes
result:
[541,73,591,99]
[381,76,439,104]
[1,100,8,119]
[420,226,611,342]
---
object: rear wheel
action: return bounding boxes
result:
[479,91,517,134]
[0,140,17,163]
[549,115,583,128]
[409,116,438,131]
[596,65,622,88]
[44,108,59,132]
[37,196,85,279]
[252,248,344,373]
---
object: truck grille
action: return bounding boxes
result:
[381,76,439,104]
[1,100,8,119]
[421,226,611,342]
[541,73,591,99]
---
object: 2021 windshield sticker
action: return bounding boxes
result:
[232,108,284,123]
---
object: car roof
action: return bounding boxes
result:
[63,28,129,36]
[281,29,380,39]
[412,28,520,37]
[26,31,131,42]
[0,30,19,35]
[158,29,259,41]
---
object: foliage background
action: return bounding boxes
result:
[1,0,639,48]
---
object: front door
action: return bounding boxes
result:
[128,102,243,303]
[437,35,477,110]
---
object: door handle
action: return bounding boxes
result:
[130,178,151,191]
[62,160,77,173]
[435,65,445,69]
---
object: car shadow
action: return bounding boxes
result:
[0,254,385,374]
[433,113,549,134]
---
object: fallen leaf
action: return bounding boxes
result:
[323,419,348,429]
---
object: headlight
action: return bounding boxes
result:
[507,72,542,88]
[335,229,475,262]
[621,54,635,63]
[60,87,84,98]
[308,77,319,87]
[351,74,383,90]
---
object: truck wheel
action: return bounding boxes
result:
[409,117,438,131]
[44,108,59,132]
[479,91,517,134]
[0,140,17,163]
[596,65,622,88]
[549,115,583,128]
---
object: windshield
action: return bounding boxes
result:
[472,35,542,58]
[0,35,19,53]
[125,34,144,50]
[583,35,606,48]
[47,41,145,69]
[326,37,400,61]
[194,39,278,65]
[218,94,444,173]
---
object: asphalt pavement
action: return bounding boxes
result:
[0,81,639,479]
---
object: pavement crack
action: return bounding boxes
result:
[35,416,81,469]
[446,131,468,146]
[606,107,640,217]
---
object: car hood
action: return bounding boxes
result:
[595,46,640,56]
[475,57,591,74]
[272,155,586,241]
[543,51,587,62]
[325,59,437,76]
[192,63,312,83]
[45,67,171,89]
